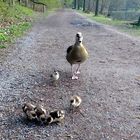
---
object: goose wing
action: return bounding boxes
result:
[67,45,73,54]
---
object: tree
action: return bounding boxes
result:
[87,0,91,11]
[73,0,76,9]
[83,0,85,11]
[77,0,80,10]
[95,0,99,16]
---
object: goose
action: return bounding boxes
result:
[66,32,88,79]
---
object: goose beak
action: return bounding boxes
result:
[78,36,83,43]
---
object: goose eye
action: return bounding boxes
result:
[76,34,79,37]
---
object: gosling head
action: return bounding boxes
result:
[46,116,53,124]
[58,110,65,118]
[75,32,83,43]
[22,103,37,121]
[22,103,36,112]
[28,110,37,120]
[34,105,47,122]
[39,114,47,123]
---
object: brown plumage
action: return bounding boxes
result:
[66,32,88,79]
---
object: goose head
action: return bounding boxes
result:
[75,32,83,43]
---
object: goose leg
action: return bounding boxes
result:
[75,64,80,74]
[71,65,78,80]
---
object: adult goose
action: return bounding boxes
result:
[66,32,88,79]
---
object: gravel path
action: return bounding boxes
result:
[1,9,140,140]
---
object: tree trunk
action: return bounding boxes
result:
[138,16,140,25]
[77,0,80,10]
[83,0,85,11]
[87,0,91,11]
[74,0,76,9]
[100,0,104,14]
[33,3,35,10]
[43,5,45,12]
[107,1,112,17]
[95,0,99,16]
[25,0,28,7]
[19,0,22,5]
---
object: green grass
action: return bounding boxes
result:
[0,45,6,49]
[122,25,140,36]
[0,2,34,48]
[0,22,31,43]
[0,2,33,23]
[78,10,140,37]
[78,11,126,26]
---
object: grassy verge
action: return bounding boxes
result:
[0,22,31,45]
[0,2,34,48]
[78,10,140,37]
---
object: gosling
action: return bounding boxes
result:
[47,110,65,124]
[22,103,37,121]
[50,70,60,84]
[66,32,88,79]
[70,95,82,108]
[34,105,47,123]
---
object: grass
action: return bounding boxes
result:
[0,2,34,48]
[0,2,62,49]
[0,22,31,49]
[0,45,6,49]
[0,22,31,42]
[78,11,127,26]
[78,10,140,37]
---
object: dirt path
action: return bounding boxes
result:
[1,9,140,140]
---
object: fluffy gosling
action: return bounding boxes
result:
[70,95,82,108]
[34,105,47,123]
[22,103,37,121]
[47,110,65,124]
[50,70,60,86]
[50,70,60,81]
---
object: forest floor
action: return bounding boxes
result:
[1,9,140,140]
